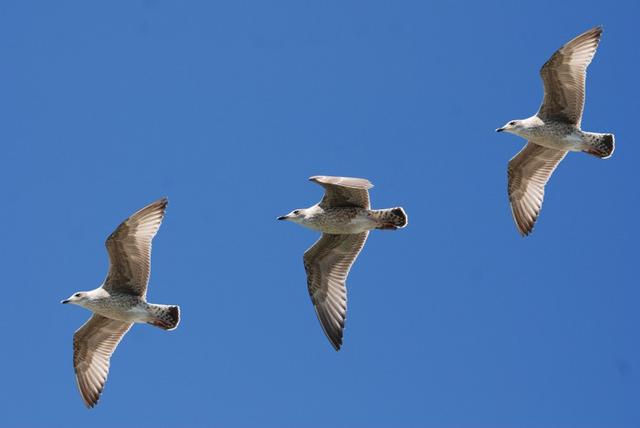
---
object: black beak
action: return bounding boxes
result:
[277,215,287,221]
[61,299,69,304]
[496,127,504,132]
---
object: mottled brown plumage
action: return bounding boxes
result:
[104,198,167,297]
[311,176,372,209]
[279,176,407,350]
[497,26,614,236]
[73,316,132,408]
[63,198,180,408]
[538,26,602,126]
[508,144,567,236]
[304,232,369,350]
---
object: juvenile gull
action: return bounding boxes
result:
[61,198,180,408]
[496,26,614,236]
[278,176,408,350]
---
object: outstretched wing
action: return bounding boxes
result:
[103,197,168,297]
[537,26,602,126]
[73,315,132,408]
[309,176,372,209]
[303,232,369,350]
[508,142,567,236]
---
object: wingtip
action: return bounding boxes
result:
[308,175,374,189]
[140,197,169,218]
[313,304,346,351]
[326,331,342,351]
[517,220,534,237]
[151,197,169,214]
[77,376,101,409]
[586,25,604,40]
[509,202,536,238]
[326,330,344,352]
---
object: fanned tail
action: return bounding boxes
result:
[583,133,615,159]
[372,207,408,230]
[148,305,180,330]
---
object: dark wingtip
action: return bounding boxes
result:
[327,331,342,351]
[588,25,604,40]
[314,305,345,351]
[517,221,534,237]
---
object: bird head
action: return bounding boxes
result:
[61,291,89,306]
[496,120,523,135]
[277,209,306,223]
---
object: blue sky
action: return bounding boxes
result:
[1,1,639,427]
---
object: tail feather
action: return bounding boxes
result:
[373,207,408,230]
[584,133,615,159]
[148,305,180,331]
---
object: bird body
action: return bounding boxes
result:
[289,205,406,234]
[62,197,179,407]
[74,290,179,328]
[279,176,407,350]
[506,116,612,154]
[497,26,614,236]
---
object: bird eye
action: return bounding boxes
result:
[75,293,81,297]
[509,121,516,126]
[293,210,300,215]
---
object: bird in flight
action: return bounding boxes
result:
[496,26,614,236]
[62,198,180,407]
[278,176,408,350]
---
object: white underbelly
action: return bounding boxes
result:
[347,215,377,233]
[93,305,150,323]
[534,132,584,152]
[305,214,375,234]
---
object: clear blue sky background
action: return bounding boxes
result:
[1,1,639,427]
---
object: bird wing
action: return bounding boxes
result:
[303,232,369,350]
[537,26,602,126]
[309,176,372,209]
[73,314,132,408]
[103,198,168,297]
[508,142,567,236]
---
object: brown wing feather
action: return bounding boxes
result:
[537,26,602,126]
[103,198,168,297]
[508,142,567,236]
[309,176,372,209]
[303,232,369,350]
[73,315,132,408]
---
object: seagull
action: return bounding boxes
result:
[61,198,180,408]
[278,176,408,350]
[496,26,614,236]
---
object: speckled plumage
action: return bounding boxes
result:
[62,198,180,408]
[81,291,176,326]
[497,26,615,236]
[296,206,375,234]
[279,176,407,350]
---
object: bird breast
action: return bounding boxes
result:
[85,295,150,323]
[303,208,374,234]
